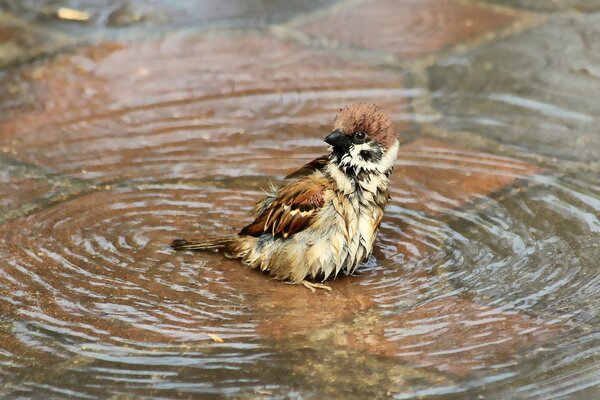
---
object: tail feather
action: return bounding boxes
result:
[171,238,232,251]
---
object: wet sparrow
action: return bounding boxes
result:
[172,103,399,291]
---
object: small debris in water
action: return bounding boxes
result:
[207,333,224,343]
[56,8,91,22]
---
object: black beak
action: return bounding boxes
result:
[324,130,350,149]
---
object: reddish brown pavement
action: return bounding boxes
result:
[295,0,517,58]
[0,34,409,182]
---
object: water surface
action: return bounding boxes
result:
[0,1,599,398]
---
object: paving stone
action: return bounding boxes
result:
[0,1,593,396]
[485,0,600,12]
[295,0,517,59]
[429,14,600,163]
[0,32,410,182]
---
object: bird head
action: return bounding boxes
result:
[324,102,398,175]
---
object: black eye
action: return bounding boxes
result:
[354,131,367,141]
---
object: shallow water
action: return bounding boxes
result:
[0,1,600,399]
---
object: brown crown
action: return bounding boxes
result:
[333,102,396,149]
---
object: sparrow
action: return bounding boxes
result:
[172,102,399,292]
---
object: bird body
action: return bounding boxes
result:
[173,103,399,287]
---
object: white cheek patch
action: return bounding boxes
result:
[350,144,379,173]
[341,140,399,174]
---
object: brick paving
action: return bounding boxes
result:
[0,0,594,393]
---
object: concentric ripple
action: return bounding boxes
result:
[2,137,589,398]
[0,184,257,346]
[429,172,600,396]
[444,173,600,321]
[0,147,598,397]
[0,177,443,398]
[0,183,278,397]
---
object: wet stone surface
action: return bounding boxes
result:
[0,32,410,182]
[295,0,517,59]
[429,14,600,163]
[0,156,54,214]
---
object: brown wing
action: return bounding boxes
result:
[240,176,328,238]
[247,155,329,218]
[284,155,329,180]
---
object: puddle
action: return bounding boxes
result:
[0,1,600,399]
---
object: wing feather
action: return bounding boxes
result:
[240,176,328,238]
[247,156,328,218]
